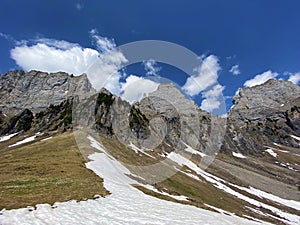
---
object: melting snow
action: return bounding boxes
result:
[183,143,207,157]
[265,149,277,158]
[204,204,235,216]
[141,184,189,201]
[290,135,300,141]
[0,136,265,225]
[273,143,281,147]
[128,142,155,159]
[40,137,53,142]
[8,135,36,147]
[167,152,300,225]
[275,161,299,172]
[232,152,246,158]
[232,185,300,211]
[0,133,18,142]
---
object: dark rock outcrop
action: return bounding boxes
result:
[0,109,33,135]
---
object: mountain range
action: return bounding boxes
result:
[0,70,299,225]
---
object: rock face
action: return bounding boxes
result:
[80,84,224,156]
[1,70,300,158]
[222,79,300,155]
[232,79,300,110]
[1,109,33,134]
[0,70,95,115]
[136,84,215,153]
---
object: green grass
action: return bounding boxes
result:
[0,132,109,210]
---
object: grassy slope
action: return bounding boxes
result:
[0,131,297,224]
[0,132,109,210]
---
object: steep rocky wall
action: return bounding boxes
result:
[0,70,95,115]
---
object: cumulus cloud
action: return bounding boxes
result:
[86,30,127,94]
[10,30,129,95]
[9,32,228,107]
[10,39,99,75]
[202,84,225,99]
[288,72,300,84]
[87,50,127,94]
[33,38,79,49]
[200,98,222,112]
[181,55,225,112]
[200,84,225,112]
[143,59,161,76]
[229,64,240,75]
[120,75,159,103]
[182,55,221,96]
[244,70,278,87]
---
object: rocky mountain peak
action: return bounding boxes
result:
[223,79,300,155]
[232,79,300,110]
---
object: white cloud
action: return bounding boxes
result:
[288,72,300,84]
[200,84,225,112]
[143,59,161,76]
[244,70,278,87]
[229,64,240,75]
[75,3,83,10]
[10,31,128,95]
[120,75,159,104]
[0,32,15,43]
[200,98,222,112]
[86,30,128,93]
[87,50,127,94]
[202,84,225,99]
[90,29,116,53]
[182,55,220,96]
[33,38,79,49]
[10,40,99,75]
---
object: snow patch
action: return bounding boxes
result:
[290,135,300,141]
[128,142,155,159]
[265,149,277,158]
[232,185,300,211]
[183,143,207,157]
[0,133,18,142]
[167,152,300,224]
[204,204,235,216]
[8,135,36,147]
[181,171,202,181]
[232,152,246,158]
[40,137,53,142]
[273,142,281,147]
[141,184,189,201]
[275,161,299,172]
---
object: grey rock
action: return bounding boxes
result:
[0,70,95,115]
[232,79,300,110]
[223,79,300,155]
[1,70,300,159]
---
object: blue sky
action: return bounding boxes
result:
[1,0,300,114]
